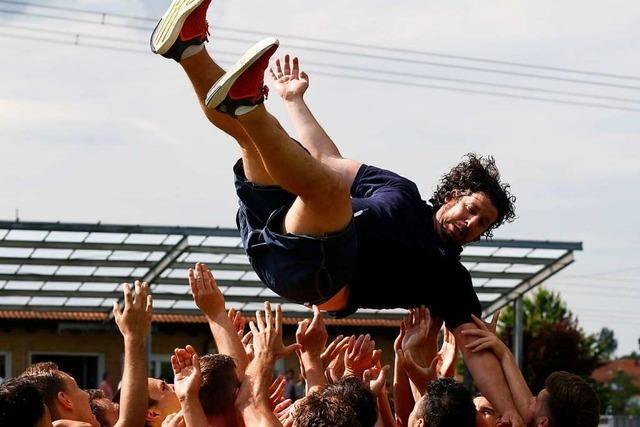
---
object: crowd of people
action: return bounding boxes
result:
[0,0,604,425]
[0,263,599,427]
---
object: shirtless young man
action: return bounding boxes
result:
[150,1,521,424]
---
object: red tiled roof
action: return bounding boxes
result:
[0,310,400,327]
[591,359,640,388]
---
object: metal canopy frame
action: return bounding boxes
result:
[0,221,582,320]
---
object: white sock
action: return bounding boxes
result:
[180,44,205,61]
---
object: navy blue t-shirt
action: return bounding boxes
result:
[334,164,481,330]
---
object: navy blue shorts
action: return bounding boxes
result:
[234,159,358,305]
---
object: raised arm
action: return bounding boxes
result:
[112,281,152,427]
[189,263,248,378]
[171,345,208,427]
[461,314,533,420]
[236,302,299,427]
[453,322,524,427]
[269,55,342,159]
[295,305,329,392]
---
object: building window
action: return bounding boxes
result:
[0,352,10,384]
[30,353,104,389]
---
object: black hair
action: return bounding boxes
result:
[414,378,476,427]
[0,376,48,427]
[430,153,516,238]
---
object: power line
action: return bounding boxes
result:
[3,0,640,83]
[6,22,640,106]
[3,30,639,113]
[3,7,640,92]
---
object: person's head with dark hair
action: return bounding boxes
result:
[87,389,119,427]
[528,371,599,427]
[198,354,241,424]
[0,376,52,427]
[293,376,377,427]
[409,378,476,427]
[430,153,516,244]
[21,362,98,427]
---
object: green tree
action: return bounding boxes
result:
[498,288,599,393]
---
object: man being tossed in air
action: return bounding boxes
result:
[151,0,520,424]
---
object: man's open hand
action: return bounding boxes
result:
[113,281,152,342]
[188,263,225,318]
[295,305,328,357]
[269,55,309,101]
[171,345,201,402]
[249,302,300,362]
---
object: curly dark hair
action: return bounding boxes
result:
[430,153,516,238]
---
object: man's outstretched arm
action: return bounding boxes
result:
[461,314,534,420]
[270,55,342,160]
[454,322,525,427]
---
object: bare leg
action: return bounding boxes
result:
[180,49,274,185]
[237,105,352,236]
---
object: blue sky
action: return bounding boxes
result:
[1,0,639,355]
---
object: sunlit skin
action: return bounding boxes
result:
[60,373,100,427]
[474,395,498,427]
[434,191,499,246]
[146,378,181,426]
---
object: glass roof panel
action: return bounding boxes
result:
[5,230,48,241]
[18,265,59,275]
[153,300,176,309]
[0,248,33,257]
[493,247,535,257]
[70,250,112,260]
[183,253,225,263]
[172,300,198,310]
[0,264,20,274]
[93,267,134,277]
[124,234,169,244]
[201,236,243,247]
[109,251,152,261]
[79,283,119,292]
[154,285,188,295]
[32,249,74,259]
[46,231,87,242]
[0,296,30,305]
[85,233,127,243]
[43,282,81,291]
[56,266,97,275]
[31,297,67,305]
[281,303,309,313]
[224,287,262,297]
[5,281,43,290]
[65,298,104,306]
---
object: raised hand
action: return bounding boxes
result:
[460,314,509,360]
[363,365,391,397]
[229,308,246,338]
[188,263,225,318]
[268,375,286,409]
[113,281,153,341]
[269,55,310,101]
[161,411,185,427]
[249,302,300,361]
[321,335,349,369]
[401,306,442,361]
[344,334,382,378]
[295,305,328,356]
[436,328,459,378]
[395,347,440,396]
[171,345,201,401]
[242,331,255,361]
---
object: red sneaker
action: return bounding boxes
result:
[205,38,279,116]
[150,0,211,62]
